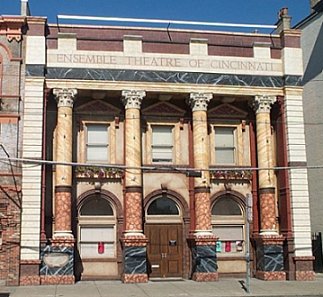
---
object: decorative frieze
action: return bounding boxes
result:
[75,166,123,179]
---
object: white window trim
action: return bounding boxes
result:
[84,121,110,163]
[147,123,175,164]
[210,124,242,166]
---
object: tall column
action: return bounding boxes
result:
[40,88,77,285]
[251,95,286,281]
[188,93,218,282]
[121,90,148,283]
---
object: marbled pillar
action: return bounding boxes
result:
[41,88,77,285]
[121,90,148,283]
[251,95,285,281]
[188,93,218,281]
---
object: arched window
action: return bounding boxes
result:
[78,196,116,259]
[145,196,182,223]
[80,197,113,216]
[147,196,179,215]
[212,195,245,255]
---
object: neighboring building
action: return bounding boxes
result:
[295,0,323,272]
[0,15,26,285]
[0,1,316,285]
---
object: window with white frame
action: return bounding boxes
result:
[86,124,109,162]
[211,195,245,254]
[214,127,236,165]
[78,197,116,259]
[151,125,173,163]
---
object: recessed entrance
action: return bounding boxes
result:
[145,196,184,278]
[146,224,183,278]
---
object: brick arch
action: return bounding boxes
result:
[144,189,189,221]
[0,43,13,61]
[77,189,123,219]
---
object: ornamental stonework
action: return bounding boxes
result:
[250,95,276,114]
[53,88,77,108]
[122,90,146,109]
[188,93,212,112]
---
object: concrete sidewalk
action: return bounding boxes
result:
[1,275,323,297]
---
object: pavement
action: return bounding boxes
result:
[1,274,323,297]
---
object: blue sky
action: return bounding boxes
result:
[0,0,311,30]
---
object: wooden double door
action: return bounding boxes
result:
[145,224,183,278]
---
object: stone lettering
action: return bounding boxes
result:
[53,53,279,73]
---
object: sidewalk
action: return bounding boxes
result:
[1,275,323,297]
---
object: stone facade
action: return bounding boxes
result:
[0,3,316,286]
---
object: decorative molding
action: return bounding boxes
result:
[188,92,212,112]
[53,88,77,108]
[75,99,120,115]
[142,101,185,116]
[44,68,301,87]
[0,16,25,42]
[121,90,146,109]
[75,166,123,179]
[210,169,252,181]
[208,103,248,119]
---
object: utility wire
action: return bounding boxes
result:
[0,156,317,172]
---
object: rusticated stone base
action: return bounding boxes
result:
[122,273,148,283]
[40,275,75,285]
[19,260,41,285]
[20,276,40,286]
[192,272,218,282]
[294,256,315,281]
[256,271,286,281]
[295,271,315,281]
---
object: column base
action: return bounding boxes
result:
[40,237,75,285]
[255,235,285,281]
[255,271,286,281]
[122,274,148,283]
[40,275,75,285]
[19,260,41,286]
[190,233,218,282]
[294,256,315,281]
[192,272,219,281]
[122,234,148,283]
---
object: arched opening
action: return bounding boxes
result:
[145,194,184,278]
[77,194,118,280]
[211,194,245,255]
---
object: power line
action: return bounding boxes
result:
[0,156,318,172]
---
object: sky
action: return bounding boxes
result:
[0,0,312,32]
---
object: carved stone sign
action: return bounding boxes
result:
[48,52,282,74]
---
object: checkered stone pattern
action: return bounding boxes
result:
[125,191,142,232]
[54,190,72,232]
[195,191,211,231]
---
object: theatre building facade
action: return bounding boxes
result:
[15,10,314,285]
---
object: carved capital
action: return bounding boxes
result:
[250,95,276,114]
[122,90,146,109]
[53,88,77,108]
[188,93,212,112]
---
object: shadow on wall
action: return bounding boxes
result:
[303,22,323,84]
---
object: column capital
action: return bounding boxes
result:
[122,90,146,109]
[53,88,77,108]
[251,95,276,114]
[188,92,212,112]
